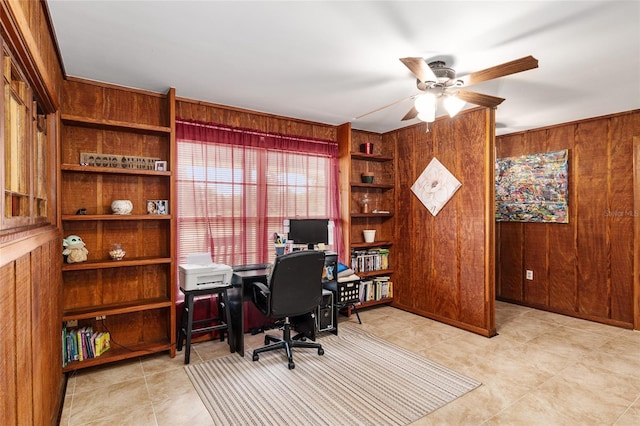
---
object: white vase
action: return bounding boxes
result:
[111,199,133,215]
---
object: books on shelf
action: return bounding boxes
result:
[358,276,393,303]
[351,248,389,273]
[62,326,111,366]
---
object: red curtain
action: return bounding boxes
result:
[176,119,343,270]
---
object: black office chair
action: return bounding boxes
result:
[250,250,326,369]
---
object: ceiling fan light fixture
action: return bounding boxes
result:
[414,93,436,113]
[444,95,466,118]
[417,110,436,123]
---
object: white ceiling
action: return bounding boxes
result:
[46,1,640,136]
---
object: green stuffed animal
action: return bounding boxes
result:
[63,235,89,263]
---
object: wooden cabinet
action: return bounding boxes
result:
[338,124,395,311]
[59,79,176,371]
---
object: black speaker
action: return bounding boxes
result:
[316,290,333,332]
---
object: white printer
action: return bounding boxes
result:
[179,253,233,291]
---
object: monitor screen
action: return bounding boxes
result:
[287,219,329,249]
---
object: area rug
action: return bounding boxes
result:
[185,325,481,425]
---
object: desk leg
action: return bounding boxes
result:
[226,285,244,357]
[223,288,235,353]
[184,293,194,364]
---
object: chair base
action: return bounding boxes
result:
[252,317,324,369]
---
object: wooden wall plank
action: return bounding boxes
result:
[431,122,459,319]
[575,120,610,317]
[609,114,635,323]
[0,262,17,426]
[392,128,421,309]
[546,125,577,312]
[15,254,33,425]
[457,113,492,328]
[497,223,523,300]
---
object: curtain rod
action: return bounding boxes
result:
[175,118,336,146]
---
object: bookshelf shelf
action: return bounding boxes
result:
[62,214,171,221]
[350,212,393,218]
[62,256,172,271]
[61,163,171,176]
[61,113,172,134]
[350,152,393,162]
[62,339,172,372]
[350,182,394,190]
[351,241,393,249]
[357,269,394,278]
[63,298,173,321]
[357,297,393,309]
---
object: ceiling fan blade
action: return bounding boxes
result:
[399,57,437,82]
[459,55,538,86]
[354,94,417,120]
[401,106,418,121]
[456,90,505,108]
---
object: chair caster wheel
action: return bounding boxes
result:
[264,337,270,345]
[288,362,295,370]
[252,353,259,361]
[318,348,324,356]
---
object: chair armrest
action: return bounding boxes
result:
[251,281,271,315]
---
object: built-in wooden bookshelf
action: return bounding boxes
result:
[59,79,176,371]
[337,123,395,314]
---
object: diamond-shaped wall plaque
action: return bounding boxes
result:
[411,157,462,216]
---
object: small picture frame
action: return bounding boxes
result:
[147,200,168,215]
[154,161,167,171]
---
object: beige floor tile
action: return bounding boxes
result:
[72,404,157,426]
[526,325,614,359]
[496,313,559,342]
[71,358,144,394]
[140,351,189,376]
[420,384,517,425]
[153,388,215,426]
[614,397,640,425]
[192,338,238,362]
[493,372,633,425]
[67,377,152,425]
[144,366,199,405]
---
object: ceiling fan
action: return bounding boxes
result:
[357,55,538,126]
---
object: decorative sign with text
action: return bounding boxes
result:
[80,152,160,170]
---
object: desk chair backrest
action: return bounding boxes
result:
[268,250,326,318]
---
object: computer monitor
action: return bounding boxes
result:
[287,219,329,249]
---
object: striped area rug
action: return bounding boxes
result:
[186,324,481,425]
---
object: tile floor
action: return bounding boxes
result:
[60,301,640,425]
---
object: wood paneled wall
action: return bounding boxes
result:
[389,108,496,336]
[0,1,65,424]
[0,230,63,426]
[496,110,640,328]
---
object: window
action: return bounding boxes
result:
[177,121,340,267]
[2,46,50,231]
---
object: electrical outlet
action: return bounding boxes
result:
[526,270,534,280]
[96,315,106,321]
[66,319,78,327]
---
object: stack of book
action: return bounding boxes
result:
[62,326,110,366]
[358,276,393,302]
[351,248,390,273]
